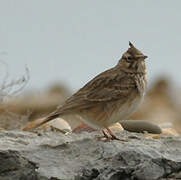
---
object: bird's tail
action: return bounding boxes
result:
[23,112,60,131]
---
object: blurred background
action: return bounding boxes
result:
[0,1,180,133]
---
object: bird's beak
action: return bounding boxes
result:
[135,55,148,59]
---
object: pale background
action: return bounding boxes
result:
[0,0,180,93]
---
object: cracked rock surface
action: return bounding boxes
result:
[0,130,181,180]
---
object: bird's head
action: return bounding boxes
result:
[118,42,147,74]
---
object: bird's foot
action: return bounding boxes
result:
[106,127,128,142]
[95,130,128,142]
[110,134,128,142]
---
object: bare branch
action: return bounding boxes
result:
[0,62,30,103]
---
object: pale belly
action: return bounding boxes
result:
[109,95,144,126]
[79,94,144,130]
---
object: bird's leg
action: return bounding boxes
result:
[106,127,128,141]
[102,130,109,139]
[106,128,120,140]
[96,130,112,141]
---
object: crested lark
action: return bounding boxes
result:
[24,42,147,140]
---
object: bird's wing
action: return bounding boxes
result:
[55,69,136,113]
[85,74,136,102]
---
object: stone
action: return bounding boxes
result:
[0,130,181,180]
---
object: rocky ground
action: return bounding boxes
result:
[0,130,181,180]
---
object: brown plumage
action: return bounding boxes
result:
[23,42,147,140]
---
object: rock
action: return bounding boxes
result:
[0,130,181,180]
[119,120,162,134]
[0,150,38,180]
[23,117,72,133]
[47,118,72,132]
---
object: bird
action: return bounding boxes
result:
[23,42,147,141]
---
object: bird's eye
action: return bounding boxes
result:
[126,56,132,62]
